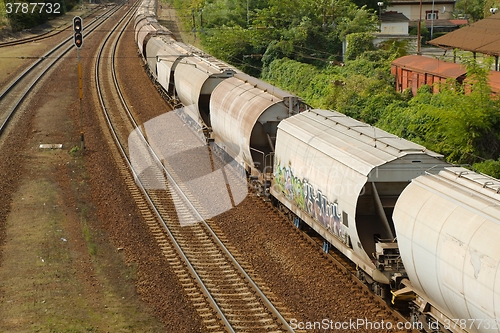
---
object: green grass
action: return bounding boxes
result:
[81,213,98,256]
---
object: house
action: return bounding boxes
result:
[384,0,465,36]
[343,11,418,60]
[373,12,418,50]
[385,0,456,21]
[379,11,410,35]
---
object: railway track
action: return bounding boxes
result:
[0,4,123,138]
[0,1,466,332]
[243,195,418,331]
[0,28,57,48]
[0,5,106,48]
[94,7,420,330]
[88,2,418,331]
[93,3,297,332]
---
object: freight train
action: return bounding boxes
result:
[133,1,500,332]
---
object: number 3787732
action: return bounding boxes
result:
[6,2,61,14]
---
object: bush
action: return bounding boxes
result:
[473,159,500,179]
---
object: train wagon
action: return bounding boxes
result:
[391,55,467,95]
[270,109,449,296]
[393,167,500,333]
[172,51,237,129]
[209,73,304,176]
[143,34,180,81]
[135,19,168,59]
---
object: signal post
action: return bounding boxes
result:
[73,16,84,150]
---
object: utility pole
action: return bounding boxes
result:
[377,2,383,31]
[417,0,422,54]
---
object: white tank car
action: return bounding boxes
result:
[136,16,155,55]
[146,34,176,79]
[171,50,237,129]
[209,73,303,175]
[134,0,156,27]
[134,0,172,61]
[134,0,156,51]
[152,39,191,94]
[270,109,448,291]
[393,167,500,333]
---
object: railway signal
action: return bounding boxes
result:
[74,32,83,48]
[73,16,83,48]
[73,16,82,33]
[73,16,84,150]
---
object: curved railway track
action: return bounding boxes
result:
[93,3,296,332]
[94,4,420,331]
[0,3,123,138]
[0,29,57,48]
[0,5,105,48]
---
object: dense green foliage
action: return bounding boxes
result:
[172,0,379,71]
[454,0,485,21]
[262,41,406,123]
[262,58,337,108]
[168,0,500,178]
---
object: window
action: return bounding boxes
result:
[426,11,438,20]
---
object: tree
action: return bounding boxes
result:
[334,5,378,41]
[202,26,264,75]
[176,0,380,75]
[344,32,375,60]
[454,0,486,21]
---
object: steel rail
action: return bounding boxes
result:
[0,5,104,48]
[94,6,238,332]
[95,5,294,332]
[0,4,124,137]
[0,5,120,101]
